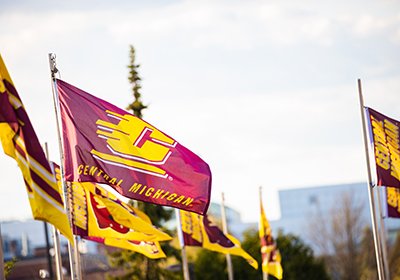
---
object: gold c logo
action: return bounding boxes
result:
[91,110,176,178]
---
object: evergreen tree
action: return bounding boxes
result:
[107,45,180,280]
[126,45,147,118]
[275,233,330,280]
[194,250,226,280]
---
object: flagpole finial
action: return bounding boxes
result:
[48,53,58,78]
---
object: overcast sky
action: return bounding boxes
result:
[1,0,400,223]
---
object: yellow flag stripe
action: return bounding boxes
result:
[31,180,67,214]
[15,136,58,189]
[15,151,64,209]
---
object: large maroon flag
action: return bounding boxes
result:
[366,107,400,188]
[57,79,211,214]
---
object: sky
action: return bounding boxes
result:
[1,0,400,223]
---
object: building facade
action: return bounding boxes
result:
[270,182,400,253]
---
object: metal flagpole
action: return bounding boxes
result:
[48,53,82,280]
[175,209,190,280]
[51,227,64,280]
[43,222,54,280]
[357,78,385,280]
[44,143,64,280]
[220,193,234,280]
[72,235,82,280]
[376,187,390,279]
[0,223,5,280]
[259,187,268,280]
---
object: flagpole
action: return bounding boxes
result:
[221,193,234,280]
[51,227,64,280]
[44,143,64,280]
[376,187,390,279]
[0,224,5,280]
[73,236,82,280]
[259,187,268,280]
[175,209,190,280]
[48,53,82,280]
[43,222,54,280]
[357,78,385,280]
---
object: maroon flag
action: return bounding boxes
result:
[57,79,211,214]
[0,55,72,241]
[366,107,400,188]
[259,196,282,278]
[386,187,400,218]
[181,211,234,248]
[180,210,258,269]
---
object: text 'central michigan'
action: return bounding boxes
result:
[57,79,211,215]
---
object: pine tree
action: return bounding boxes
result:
[107,45,181,280]
[126,45,147,118]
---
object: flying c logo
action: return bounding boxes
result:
[91,110,176,178]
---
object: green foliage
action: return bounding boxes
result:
[193,229,330,280]
[5,258,17,277]
[276,233,330,280]
[231,229,262,280]
[107,248,181,280]
[194,250,226,280]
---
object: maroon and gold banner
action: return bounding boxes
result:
[366,107,400,188]
[85,236,166,259]
[77,188,169,258]
[386,187,400,218]
[180,210,258,269]
[259,198,283,279]
[69,181,172,241]
[52,162,172,242]
[0,55,72,241]
[57,79,211,214]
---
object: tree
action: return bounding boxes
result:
[194,229,330,280]
[309,191,368,280]
[275,233,330,280]
[388,233,400,279]
[359,227,378,279]
[231,229,263,280]
[194,250,226,280]
[107,45,180,280]
[341,211,400,280]
[126,45,147,118]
